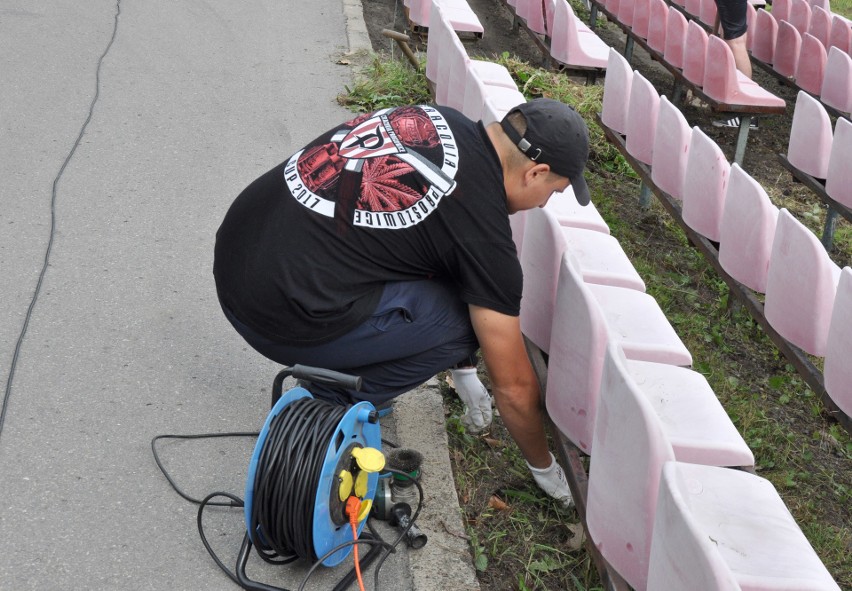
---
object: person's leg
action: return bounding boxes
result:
[221,279,479,405]
[715,0,751,78]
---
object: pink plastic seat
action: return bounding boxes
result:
[461,65,525,124]
[543,189,611,234]
[519,211,691,358]
[517,0,547,34]
[703,36,787,107]
[824,267,852,418]
[764,209,842,356]
[751,8,779,64]
[601,48,634,135]
[625,72,661,165]
[699,0,718,28]
[786,90,833,179]
[526,207,645,292]
[789,0,813,35]
[583,344,683,590]
[545,261,694,452]
[663,7,689,69]
[809,5,832,47]
[820,46,852,116]
[795,33,828,94]
[685,0,702,20]
[682,21,709,86]
[682,127,731,243]
[825,117,852,209]
[647,0,669,53]
[651,96,691,200]
[425,1,444,84]
[807,0,831,12]
[550,0,610,69]
[443,22,517,110]
[545,0,557,34]
[648,462,842,591]
[829,14,852,54]
[773,20,802,78]
[772,0,791,23]
[408,0,484,34]
[618,0,638,27]
[746,2,757,51]
[718,164,779,292]
[632,0,652,39]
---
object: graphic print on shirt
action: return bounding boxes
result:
[284,106,459,229]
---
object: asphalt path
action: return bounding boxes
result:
[0,1,420,589]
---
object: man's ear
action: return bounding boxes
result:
[524,162,552,185]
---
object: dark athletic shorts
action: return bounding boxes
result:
[221,279,479,406]
[714,0,748,40]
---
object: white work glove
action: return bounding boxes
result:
[527,452,575,508]
[449,367,493,434]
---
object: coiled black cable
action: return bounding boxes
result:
[250,396,346,562]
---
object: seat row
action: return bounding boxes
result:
[504,0,611,71]
[781,90,852,248]
[589,0,785,163]
[513,198,842,589]
[405,0,484,36]
[426,1,527,123]
[750,4,852,116]
[599,47,852,425]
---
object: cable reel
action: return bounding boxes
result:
[243,366,385,568]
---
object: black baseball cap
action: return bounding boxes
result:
[500,98,591,206]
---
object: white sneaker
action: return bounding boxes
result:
[527,452,574,508]
[449,367,493,434]
[712,116,758,129]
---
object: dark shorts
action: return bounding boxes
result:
[714,0,748,40]
[221,280,479,406]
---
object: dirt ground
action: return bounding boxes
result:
[358,1,851,589]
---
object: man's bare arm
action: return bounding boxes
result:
[468,304,551,469]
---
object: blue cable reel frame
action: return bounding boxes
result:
[244,386,382,568]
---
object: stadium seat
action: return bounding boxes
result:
[618,0,638,28]
[543,189,611,234]
[746,2,757,51]
[703,36,787,107]
[545,260,694,452]
[682,21,709,86]
[517,0,548,34]
[685,0,702,20]
[625,72,661,165]
[648,462,842,591]
[824,267,852,418]
[772,0,792,23]
[795,33,828,95]
[509,211,526,257]
[699,0,718,28]
[664,7,689,69]
[825,117,852,209]
[651,96,691,200]
[820,46,852,116]
[461,69,526,124]
[786,90,834,179]
[773,20,802,78]
[789,0,813,35]
[632,0,653,39]
[718,164,779,293]
[408,0,484,34]
[751,8,779,64]
[809,5,833,47]
[829,14,852,54]
[550,0,610,69]
[682,127,731,243]
[647,0,670,53]
[601,48,634,135]
[764,209,841,356]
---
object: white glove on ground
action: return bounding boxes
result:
[449,367,493,434]
[527,452,574,508]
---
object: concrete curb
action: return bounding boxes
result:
[392,380,481,591]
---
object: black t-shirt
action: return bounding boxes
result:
[213,105,522,345]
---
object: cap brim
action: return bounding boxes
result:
[571,174,591,206]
